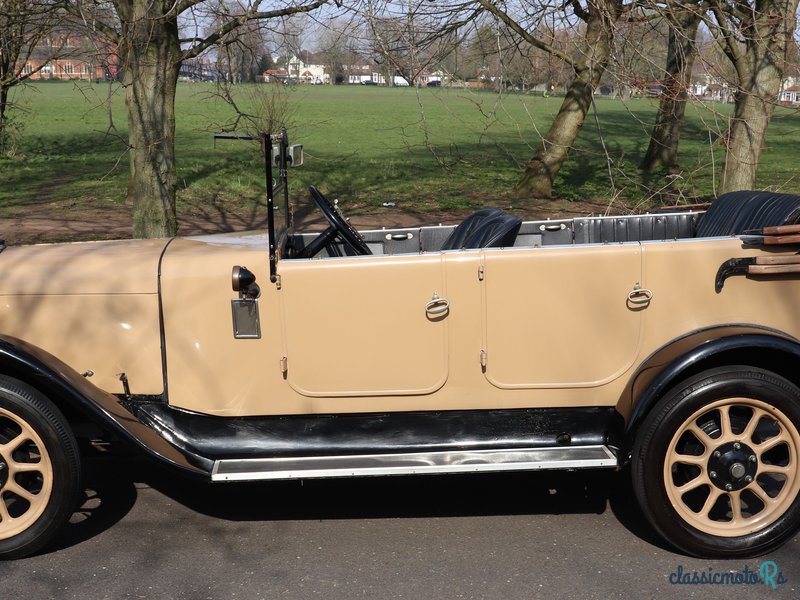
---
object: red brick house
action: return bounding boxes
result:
[20,32,119,81]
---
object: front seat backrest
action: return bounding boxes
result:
[461,214,522,249]
[440,208,504,250]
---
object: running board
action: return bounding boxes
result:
[211,445,618,482]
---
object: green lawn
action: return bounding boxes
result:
[2,81,799,219]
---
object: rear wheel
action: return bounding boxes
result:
[0,377,81,559]
[632,366,800,557]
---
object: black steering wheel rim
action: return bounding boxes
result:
[308,185,371,256]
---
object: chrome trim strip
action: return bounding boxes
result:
[211,445,617,482]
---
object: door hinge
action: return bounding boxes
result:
[478,265,485,281]
[280,356,288,374]
[479,350,487,367]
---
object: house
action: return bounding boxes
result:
[272,55,327,84]
[261,69,290,83]
[19,31,119,81]
[779,85,800,105]
[178,57,216,82]
[347,64,374,84]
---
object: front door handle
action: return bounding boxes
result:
[425,293,450,316]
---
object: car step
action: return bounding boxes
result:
[211,445,618,482]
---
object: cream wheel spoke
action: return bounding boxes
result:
[8,460,42,475]
[718,405,734,442]
[0,497,11,523]
[669,450,707,467]
[0,434,29,455]
[675,476,709,494]
[757,432,790,455]
[759,464,792,476]
[686,423,714,449]
[749,482,779,506]
[5,482,36,503]
[698,487,723,517]
[730,491,744,523]
[741,408,767,442]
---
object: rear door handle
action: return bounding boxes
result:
[627,283,653,306]
[425,293,449,316]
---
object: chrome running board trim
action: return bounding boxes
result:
[211,445,618,482]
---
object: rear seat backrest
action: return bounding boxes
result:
[695,191,800,237]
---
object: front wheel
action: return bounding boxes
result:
[0,377,81,559]
[632,366,800,557]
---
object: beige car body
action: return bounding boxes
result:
[2,134,800,560]
[0,230,796,422]
[0,184,800,558]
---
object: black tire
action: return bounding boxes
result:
[632,366,800,558]
[0,376,81,559]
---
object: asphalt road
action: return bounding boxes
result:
[3,457,799,600]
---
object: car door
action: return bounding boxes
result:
[480,243,644,388]
[278,253,449,397]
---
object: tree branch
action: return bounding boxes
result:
[63,2,121,44]
[706,5,743,65]
[181,0,329,61]
[474,0,575,67]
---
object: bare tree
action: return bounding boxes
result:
[315,17,364,84]
[705,0,800,193]
[212,3,271,84]
[0,0,64,152]
[365,0,462,86]
[474,0,628,198]
[64,0,331,238]
[640,6,702,172]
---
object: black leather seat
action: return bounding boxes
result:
[696,191,800,237]
[440,208,504,250]
[461,214,522,249]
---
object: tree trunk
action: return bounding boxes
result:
[641,11,700,172]
[515,69,597,197]
[0,86,8,150]
[720,68,776,193]
[719,0,799,194]
[118,0,181,238]
[515,0,616,198]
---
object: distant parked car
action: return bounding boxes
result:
[361,80,378,86]
[427,80,441,88]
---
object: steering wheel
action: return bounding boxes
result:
[298,185,372,257]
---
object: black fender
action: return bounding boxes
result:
[622,327,800,458]
[0,335,211,477]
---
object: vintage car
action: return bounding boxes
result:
[1,131,800,560]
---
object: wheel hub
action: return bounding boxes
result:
[0,456,7,489]
[707,441,758,491]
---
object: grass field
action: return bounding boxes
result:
[2,81,800,224]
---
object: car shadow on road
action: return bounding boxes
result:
[42,457,140,556]
[106,456,671,552]
[45,456,674,555]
